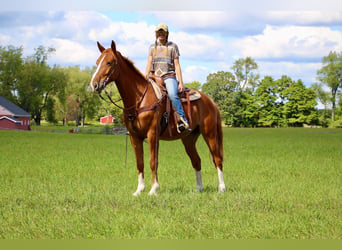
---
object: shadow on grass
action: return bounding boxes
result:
[167,185,219,194]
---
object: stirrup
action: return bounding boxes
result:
[177,117,190,133]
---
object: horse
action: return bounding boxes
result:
[90,40,226,196]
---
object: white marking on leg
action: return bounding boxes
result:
[148,177,159,196]
[217,168,226,192]
[195,170,203,191]
[133,173,145,196]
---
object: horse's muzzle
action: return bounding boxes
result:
[91,82,104,93]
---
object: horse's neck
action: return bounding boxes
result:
[115,59,147,109]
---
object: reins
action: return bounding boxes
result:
[99,83,149,113]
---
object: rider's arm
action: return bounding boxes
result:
[174,57,184,92]
[145,55,153,79]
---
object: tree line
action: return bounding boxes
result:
[1,45,341,127]
[202,53,342,127]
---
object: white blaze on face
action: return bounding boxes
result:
[90,56,105,91]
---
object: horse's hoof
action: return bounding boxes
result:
[218,184,226,193]
[148,191,158,196]
[133,185,145,196]
[148,183,159,196]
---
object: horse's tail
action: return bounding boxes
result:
[215,105,224,162]
[198,93,224,167]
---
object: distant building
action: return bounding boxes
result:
[100,115,114,125]
[0,96,31,130]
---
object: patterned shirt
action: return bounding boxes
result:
[148,41,180,77]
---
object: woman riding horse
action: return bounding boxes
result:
[145,23,190,133]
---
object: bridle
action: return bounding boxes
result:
[97,59,122,108]
[96,56,151,118]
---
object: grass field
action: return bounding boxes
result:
[0,128,341,239]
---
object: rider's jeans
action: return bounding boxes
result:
[164,77,188,122]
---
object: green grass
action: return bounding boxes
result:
[0,128,340,239]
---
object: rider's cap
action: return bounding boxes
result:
[155,23,168,32]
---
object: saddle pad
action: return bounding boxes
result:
[149,78,163,99]
[149,79,201,102]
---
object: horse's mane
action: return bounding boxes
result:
[116,51,145,80]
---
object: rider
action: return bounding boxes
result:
[145,23,190,133]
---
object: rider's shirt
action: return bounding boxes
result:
[148,41,180,77]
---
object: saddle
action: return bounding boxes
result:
[148,75,201,135]
[148,75,201,102]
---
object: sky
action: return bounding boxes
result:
[1,0,342,87]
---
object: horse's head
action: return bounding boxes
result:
[90,40,119,93]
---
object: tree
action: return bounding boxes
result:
[337,92,342,125]
[31,46,56,65]
[231,57,259,90]
[0,45,23,102]
[254,76,281,127]
[240,89,259,127]
[201,71,239,126]
[312,82,330,127]
[16,46,66,125]
[185,80,201,90]
[72,67,101,126]
[202,71,237,103]
[60,66,111,126]
[46,97,57,124]
[317,51,342,122]
[282,79,317,127]
[219,91,242,126]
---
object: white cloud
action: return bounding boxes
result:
[49,11,110,41]
[2,0,342,12]
[88,21,155,59]
[234,25,342,60]
[258,61,321,84]
[173,32,228,61]
[152,11,231,30]
[1,10,341,87]
[0,33,11,44]
[152,11,342,34]
[47,39,97,65]
[151,11,263,36]
[265,11,342,25]
[87,20,230,62]
[183,65,209,83]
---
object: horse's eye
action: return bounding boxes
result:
[106,61,112,66]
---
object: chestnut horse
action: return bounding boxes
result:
[90,41,226,195]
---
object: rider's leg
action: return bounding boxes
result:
[164,77,189,132]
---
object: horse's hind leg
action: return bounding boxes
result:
[182,131,203,192]
[202,126,226,192]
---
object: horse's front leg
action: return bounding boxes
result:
[130,135,145,196]
[147,130,159,196]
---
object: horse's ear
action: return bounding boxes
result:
[97,41,105,52]
[111,40,116,53]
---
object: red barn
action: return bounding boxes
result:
[0,96,31,130]
[100,115,114,125]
